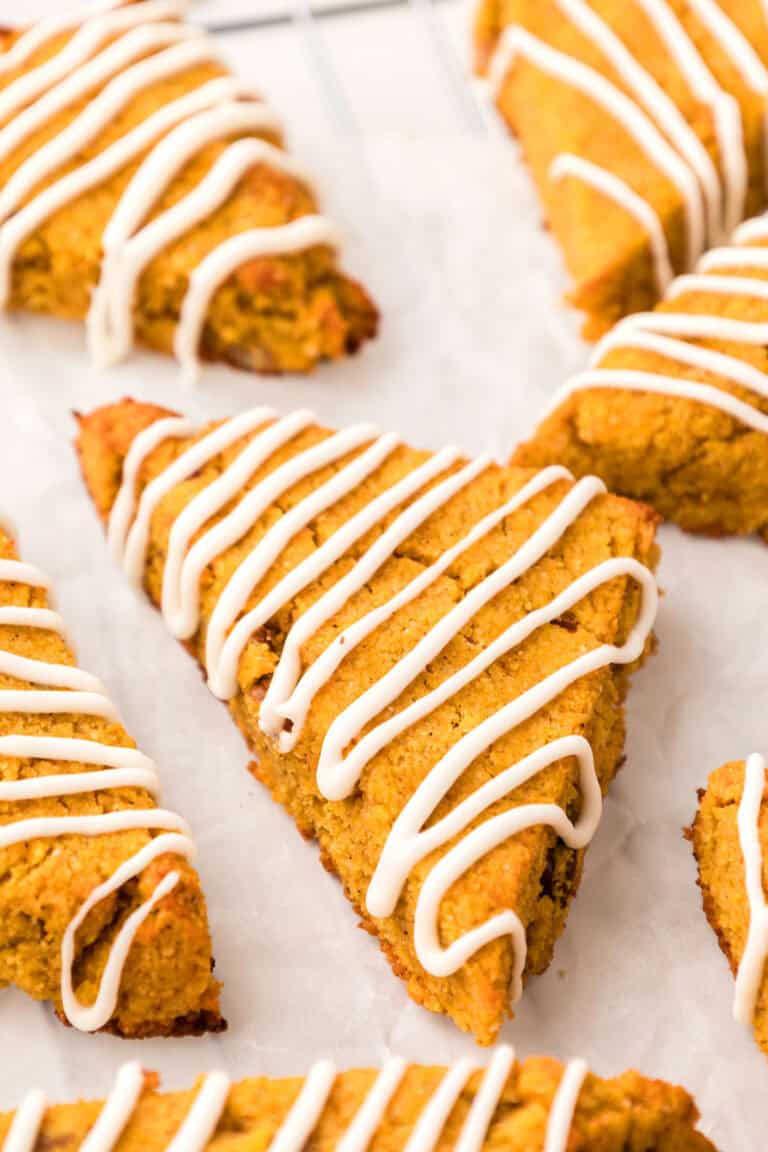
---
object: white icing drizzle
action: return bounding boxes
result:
[109,410,657,995]
[1,1091,47,1152]
[699,244,768,272]
[488,25,704,267]
[553,0,723,241]
[632,0,746,233]
[453,1047,514,1152]
[258,451,493,745]
[666,273,768,303]
[335,1059,408,1152]
[268,1061,336,1152]
[96,134,310,366]
[541,227,768,436]
[0,1,338,378]
[544,1060,588,1152]
[733,215,768,245]
[1,1066,231,1152]
[174,215,341,384]
[734,752,768,1028]
[672,0,768,193]
[550,154,673,295]
[1,1047,590,1152]
[0,23,205,194]
[487,0,768,290]
[403,1060,476,1152]
[165,1073,231,1152]
[0,2,188,122]
[0,546,197,1032]
[79,1062,146,1152]
[0,31,217,224]
[0,77,259,307]
[686,0,768,98]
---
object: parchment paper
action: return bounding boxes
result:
[0,5,765,1149]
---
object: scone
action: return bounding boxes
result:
[0,1046,717,1152]
[690,753,768,1058]
[76,398,659,1045]
[476,0,768,335]
[513,214,768,541]
[0,2,377,377]
[0,517,223,1036]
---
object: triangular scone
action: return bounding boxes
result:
[0,3,376,376]
[0,1048,716,1152]
[476,0,768,336]
[77,399,659,1045]
[513,214,768,541]
[0,520,223,1036]
[690,754,768,1059]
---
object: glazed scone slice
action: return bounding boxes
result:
[690,754,768,1058]
[77,399,659,1045]
[476,0,768,336]
[0,519,223,1036]
[0,2,377,376]
[513,216,768,541]
[0,1046,717,1152]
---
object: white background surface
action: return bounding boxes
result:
[0,3,766,1149]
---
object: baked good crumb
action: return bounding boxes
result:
[476,0,768,336]
[0,4,377,377]
[0,519,223,1037]
[0,1048,718,1152]
[76,398,659,1045]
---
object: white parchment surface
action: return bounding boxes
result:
[0,5,766,1150]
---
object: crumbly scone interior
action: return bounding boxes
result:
[0,525,222,1036]
[76,399,659,1044]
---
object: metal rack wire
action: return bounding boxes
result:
[201,0,493,137]
[205,0,457,33]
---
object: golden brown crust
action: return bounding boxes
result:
[0,21,377,374]
[0,1058,717,1151]
[76,399,659,1045]
[0,525,224,1037]
[476,0,768,336]
[512,285,768,541]
[689,760,768,1058]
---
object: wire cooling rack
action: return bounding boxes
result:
[195,0,494,137]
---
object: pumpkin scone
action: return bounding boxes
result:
[0,1045,717,1152]
[76,398,659,1045]
[0,1,377,377]
[513,214,768,541]
[0,518,223,1036]
[476,0,768,336]
[690,753,768,1058]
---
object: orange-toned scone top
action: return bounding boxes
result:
[76,398,659,1045]
[512,208,768,542]
[0,1052,717,1152]
[690,757,768,1058]
[0,3,377,375]
[476,0,768,336]
[0,521,223,1036]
